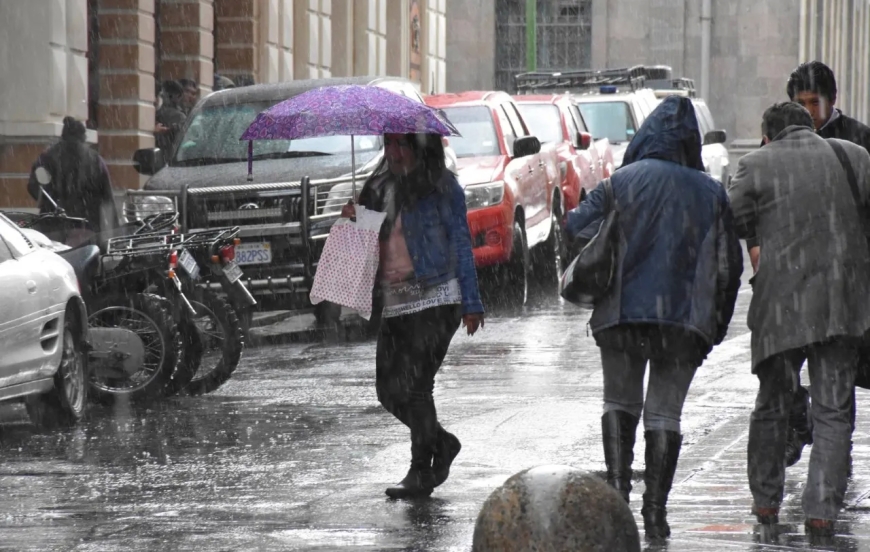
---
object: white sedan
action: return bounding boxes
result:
[0,213,88,428]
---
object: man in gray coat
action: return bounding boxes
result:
[728,102,870,536]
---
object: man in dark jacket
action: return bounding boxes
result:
[789,61,870,152]
[778,61,870,467]
[27,117,118,233]
[566,96,743,540]
[728,102,870,536]
[155,80,187,153]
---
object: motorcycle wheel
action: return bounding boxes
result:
[184,291,244,396]
[87,293,181,405]
[161,297,204,397]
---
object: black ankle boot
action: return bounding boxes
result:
[386,442,435,499]
[601,410,639,503]
[641,430,682,539]
[385,463,435,499]
[433,429,461,488]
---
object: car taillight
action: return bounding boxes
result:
[219,245,235,262]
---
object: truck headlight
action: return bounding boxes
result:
[464,181,505,210]
[123,195,176,223]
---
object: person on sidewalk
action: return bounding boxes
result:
[340,133,484,499]
[773,61,870,468]
[565,96,743,539]
[27,116,119,234]
[728,101,870,537]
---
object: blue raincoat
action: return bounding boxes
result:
[565,96,743,345]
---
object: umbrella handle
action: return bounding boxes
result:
[247,140,253,181]
[351,135,356,199]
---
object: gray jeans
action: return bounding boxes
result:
[748,340,857,521]
[600,347,700,433]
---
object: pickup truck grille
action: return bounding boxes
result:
[197,195,317,227]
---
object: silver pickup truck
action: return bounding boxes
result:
[127,75,456,325]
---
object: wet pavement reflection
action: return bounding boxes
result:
[1,264,869,550]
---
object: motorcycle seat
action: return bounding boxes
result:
[57,245,100,286]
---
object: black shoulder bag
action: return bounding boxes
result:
[560,178,619,306]
[828,140,870,389]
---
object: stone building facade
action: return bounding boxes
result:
[447,0,870,144]
[0,0,448,208]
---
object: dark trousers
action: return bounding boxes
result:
[375,305,461,464]
[748,340,857,521]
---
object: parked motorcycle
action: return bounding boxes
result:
[10,168,197,403]
[14,168,254,399]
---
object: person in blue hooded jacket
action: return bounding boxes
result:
[565,95,743,540]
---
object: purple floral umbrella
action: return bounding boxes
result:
[240,84,460,194]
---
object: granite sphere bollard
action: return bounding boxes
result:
[472,465,641,552]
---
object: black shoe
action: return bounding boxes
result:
[641,430,682,540]
[805,518,835,538]
[785,427,813,467]
[601,410,639,503]
[386,465,435,499]
[433,431,461,488]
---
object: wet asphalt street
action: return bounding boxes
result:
[3,257,870,551]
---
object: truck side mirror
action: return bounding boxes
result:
[577,132,592,150]
[704,130,727,145]
[133,148,166,176]
[514,135,541,158]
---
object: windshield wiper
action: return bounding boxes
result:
[250,151,332,161]
[173,157,246,167]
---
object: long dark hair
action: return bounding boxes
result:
[370,133,448,193]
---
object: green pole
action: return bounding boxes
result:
[526,0,537,71]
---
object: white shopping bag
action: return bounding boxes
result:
[309,205,387,320]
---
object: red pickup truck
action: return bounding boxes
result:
[513,94,615,214]
[425,91,561,306]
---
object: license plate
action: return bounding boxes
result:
[223,261,243,283]
[178,249,200,280]
[235,242,272,265]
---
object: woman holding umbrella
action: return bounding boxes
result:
[341,133,485,499]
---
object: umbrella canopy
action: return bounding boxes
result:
[240,84,460,141]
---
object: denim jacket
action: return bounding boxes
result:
[359,170,484,315]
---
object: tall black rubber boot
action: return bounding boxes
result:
[601,410,639,503]
[641,430,682,539]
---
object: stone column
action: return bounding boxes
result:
[157,0,214,93]
[214,0,258,86]
[331,0,354,77]
[258,0,293,83]
[421,0,447,94]
[0,0,91,208]
[293,0,333,79]
[352,0,387,76]
[96,0,157,191]
[386,0,410,79]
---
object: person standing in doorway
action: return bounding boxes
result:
[565,96,743,540]
[728,102,870,536]
[154,80,187,153]
[341,133,484,499]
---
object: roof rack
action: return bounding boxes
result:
[514,64,700,98]
[649,77,697,97]
[514,66,648,94]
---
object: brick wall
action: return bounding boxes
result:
[96,0,157,191]
[158,0,214,93]
[214,0,258,86]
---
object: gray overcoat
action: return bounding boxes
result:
[728,125,870,371]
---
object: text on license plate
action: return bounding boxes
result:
[235,242,272,265]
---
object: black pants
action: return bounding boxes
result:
[375,305,461,464]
